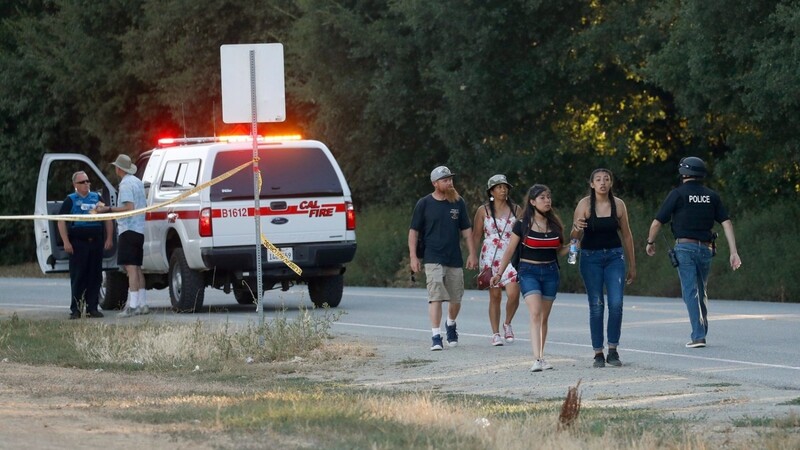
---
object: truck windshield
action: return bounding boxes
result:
[210,147,344,200]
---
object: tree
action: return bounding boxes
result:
[288,0,596,206]
[121,0,302,144]
[644,0,800,206]
[0,1,89,264]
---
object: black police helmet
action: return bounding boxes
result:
[678,156,707,178]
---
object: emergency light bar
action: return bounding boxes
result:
[157,134,302,148]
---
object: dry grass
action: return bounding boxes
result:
[0,262,58,278]
[3,315,798,449]
[71,309,342,368]
[358,390,709,450]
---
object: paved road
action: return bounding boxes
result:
[1,278,799,392]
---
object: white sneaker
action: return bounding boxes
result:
[530,359,544,372]
[491,334,504,346]
[137,305,150,315]
[118,307,138,318]
[503,323,515,343]
[541,359,553,370]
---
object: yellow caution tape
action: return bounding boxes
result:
[255,159,301,276]
[260,234,302,276]
[0,159,253,222]
[1,157,300,275]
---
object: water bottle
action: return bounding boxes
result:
[567,239,578,265]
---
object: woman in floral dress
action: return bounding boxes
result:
[472,174,521,346]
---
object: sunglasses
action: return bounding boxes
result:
[75,180,91,184]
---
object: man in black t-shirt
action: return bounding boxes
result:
[645,157,742,348]
[409,166,478,351]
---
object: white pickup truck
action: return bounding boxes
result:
[35,136,357,312]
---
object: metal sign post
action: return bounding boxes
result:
[220,43,286,340]
[248,50,265,334]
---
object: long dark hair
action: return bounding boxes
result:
[588,168,618,229]
[485,187,517,221]
[522,184,565,244]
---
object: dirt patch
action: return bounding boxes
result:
[0,363,227,449]
[0,330,798,448]
[310,332,799,422]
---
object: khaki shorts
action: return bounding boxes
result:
[424,263,464,303]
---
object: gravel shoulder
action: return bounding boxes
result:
[1,318,798,448]
[323,331,800,423]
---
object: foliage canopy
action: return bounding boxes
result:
[1,0,798,263]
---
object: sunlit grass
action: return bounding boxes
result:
[113,386,714,450]
[733,413,800,429]
[2,314,799,449]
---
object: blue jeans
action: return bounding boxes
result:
[675,242,713,341]
[579,247,626,351]
[518,261,560,300]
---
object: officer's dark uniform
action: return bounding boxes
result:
[653,160,730,343]
[59,191,106,316]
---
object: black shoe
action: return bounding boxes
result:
[69,312,81,320]
[431,335,444,351]
[445,322,458,347]
[685,339,706,348]
[606,349,622,366]
[593,353,605,368]
[86,310,105,318]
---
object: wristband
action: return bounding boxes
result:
[646,240,654,245]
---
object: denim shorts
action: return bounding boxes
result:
[517,261,560,301]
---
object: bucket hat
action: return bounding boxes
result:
[111,154,137,175]
[486,174,512,195]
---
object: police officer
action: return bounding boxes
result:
[57,171,114,319]
[644,157,742,348]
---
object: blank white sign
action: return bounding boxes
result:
[220,43,286,123]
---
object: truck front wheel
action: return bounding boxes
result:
[168,248,205,312]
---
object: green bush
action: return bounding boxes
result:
[346,206,413,287]
[622,199,684,299]
[709,201,799,302]
[347,201,800,302]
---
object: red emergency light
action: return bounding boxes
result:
[157,135,302,148]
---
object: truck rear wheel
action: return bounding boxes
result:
[169,248,205,312]
[99,271,128,310]
[233,278,257,306]
[307,274,343,308]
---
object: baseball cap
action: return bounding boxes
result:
[430,166,455,182]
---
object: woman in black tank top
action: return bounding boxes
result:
[570,169,637,368]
